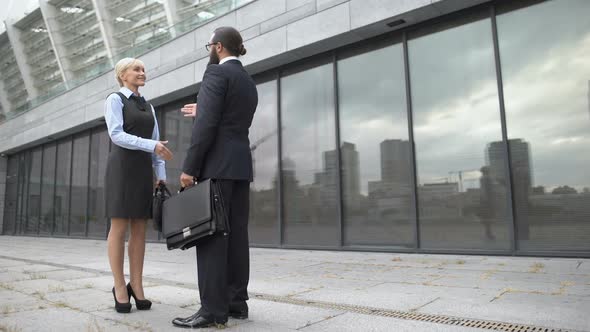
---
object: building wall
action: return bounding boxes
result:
[0,0,488,154]
[2,0,590,257]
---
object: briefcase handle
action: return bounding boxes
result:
[154,182,171,196]
[179,177,198,193]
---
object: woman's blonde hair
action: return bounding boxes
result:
[114,58,145,87]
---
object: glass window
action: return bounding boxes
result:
[2,156,19,235]
[338,42,416,248]
[280,61,340,246]
[54,139,72,236]
[70,133,90,236]
[161,97,194,195]
[159,98,194,241]
[25,148,42,235]
[408,14,511,250]
[88,128,109,239]
[497,0,590,252]
[249,79,279,245]
[39,143,56,235]
[15,154,27,235]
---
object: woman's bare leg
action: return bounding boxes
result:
[128,219,147,299]
[108,218,129,303]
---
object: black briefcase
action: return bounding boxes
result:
[161,179,230,250]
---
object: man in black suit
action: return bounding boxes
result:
[173,26,258,329]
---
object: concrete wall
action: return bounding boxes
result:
[0,0,488,154]
[0,156,7,232]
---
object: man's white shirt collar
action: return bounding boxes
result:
[220,56,240,65]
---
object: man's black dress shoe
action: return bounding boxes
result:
[172,312,226,329]
[229,306,248,319]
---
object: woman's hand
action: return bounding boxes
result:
[181,103,197,118]
[155,141,173,160]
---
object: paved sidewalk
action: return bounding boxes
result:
[0,236,588,332]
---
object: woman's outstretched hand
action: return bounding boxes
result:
[155,141,173,160]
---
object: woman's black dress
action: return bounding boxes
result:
[105,92,154,219]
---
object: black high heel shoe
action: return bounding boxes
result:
[112,287,131,313]
[127,283,152,310]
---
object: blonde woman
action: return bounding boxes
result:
[104,58,173,313]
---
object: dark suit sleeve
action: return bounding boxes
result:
[182,65,227,178]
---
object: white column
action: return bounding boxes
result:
[4,19,41,99]
[39,0,71,83]
[163,0,182,25]
[91,0,118,63]
[0,155,7,233]
[0,79,12,116]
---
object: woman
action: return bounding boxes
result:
[104,57,173,313]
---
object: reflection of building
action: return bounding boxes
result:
[381,140,411,183]
[418,182,461,219]
[368,139,412,198]
[487,139,532,239]
[366,139,413,220]
[313,142,361,208]
[487,139,532,191]
[340,142,361,209]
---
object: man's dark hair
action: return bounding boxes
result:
[213,26,247,56]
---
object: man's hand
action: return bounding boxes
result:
[181,103,197,118]
[154,179,166,188]
[155,141,173,161]
[180,172,195,188]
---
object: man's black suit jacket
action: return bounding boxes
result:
[183,60,258,181]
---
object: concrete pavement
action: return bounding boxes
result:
[0,236,588,332]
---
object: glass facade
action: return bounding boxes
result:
[497,0,590,252]
[408,13,511,250]
[338,41,415,248]
[2,0,588,256]
[249,79,280,246]
[281,61,340,247]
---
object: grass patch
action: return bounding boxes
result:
[0,323,22,332]
[455,260,466,265]
[391,257,402,262]
[32,291,46,300]
[52,301,69,309]
[2,305,14,314]
[129,321,153,332]
[529,263,545,273]
[48,285,65,293]
[480,269,497,280]
[85,319,105,332]
[0,283,15,291]
[28,273,47,280]
[84,283,94,289]
[551,281,575,296]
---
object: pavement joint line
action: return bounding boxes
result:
[409,296,440,312]
[295,312,347,331]
[0,254,582,332]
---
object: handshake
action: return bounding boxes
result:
[154,103,198,161]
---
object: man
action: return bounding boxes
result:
[173,27,258,329]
